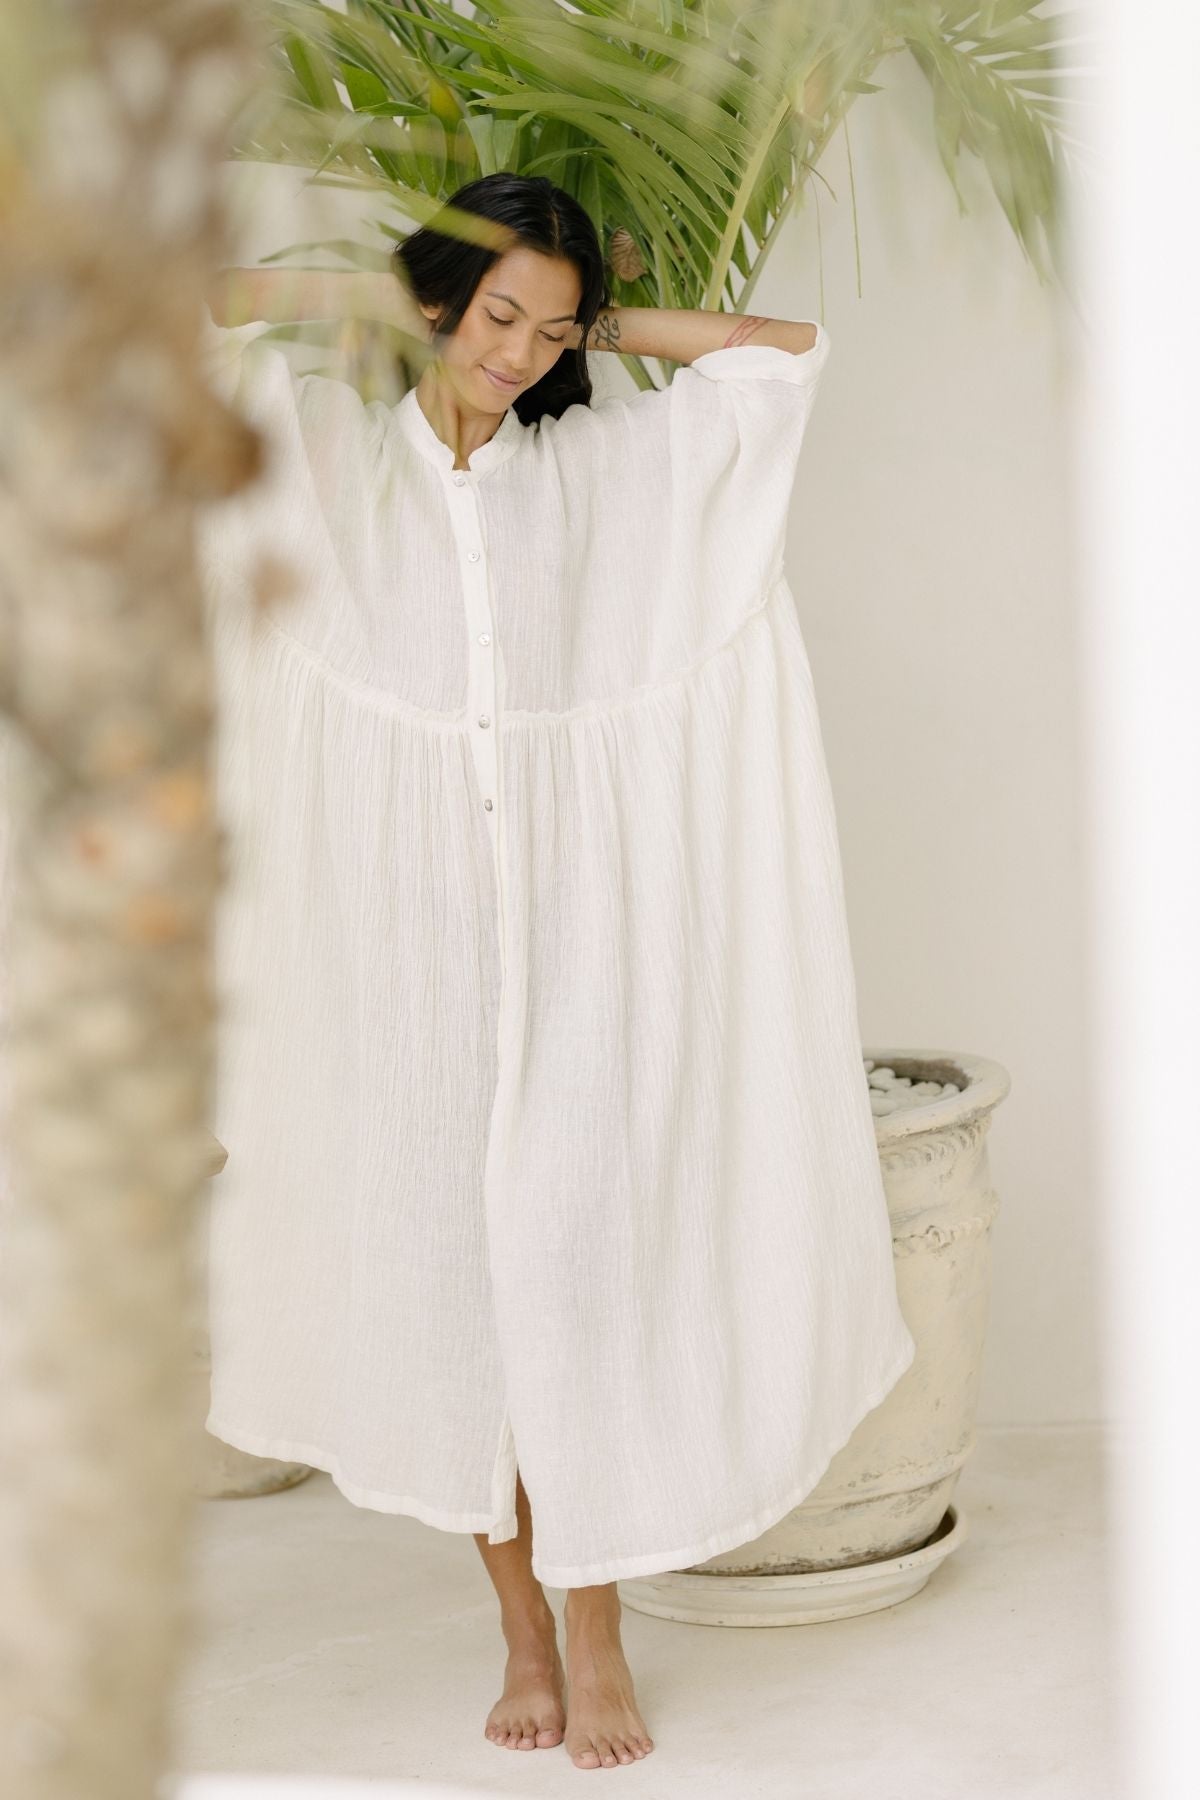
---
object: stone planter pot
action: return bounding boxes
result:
[192,1131,313,1501]
[620,1048,1010,1626]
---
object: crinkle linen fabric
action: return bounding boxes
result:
[197,309,917,1588]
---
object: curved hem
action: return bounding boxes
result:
[204,1413,519,1541]
[205,1327,917,1588]
[529,1331,919,1590]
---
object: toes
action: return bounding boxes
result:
[488,1708,568,1752]
[566,1726,651,1767]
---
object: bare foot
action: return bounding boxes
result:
[484,1625,567,1751]
[563,1591,655,1769]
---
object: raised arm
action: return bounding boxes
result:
[565,308,819,366]
[206,273,817,371]
[206,267,432,346]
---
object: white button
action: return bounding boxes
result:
[453,473,467,486]
[478,632,491,646]
[483,798,493,811]
[478,714,490,729]
[467,549,480,562]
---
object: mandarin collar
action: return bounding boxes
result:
[396,385,526,476]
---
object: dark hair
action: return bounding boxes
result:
[391,172,611,426]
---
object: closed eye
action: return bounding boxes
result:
[485,308,567,344]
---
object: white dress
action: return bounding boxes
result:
[198,310,917,1588]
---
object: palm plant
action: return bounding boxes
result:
[229,0,1084,389]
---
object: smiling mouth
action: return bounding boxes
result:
[482,367,521,388]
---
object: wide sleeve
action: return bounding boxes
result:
[557,321,831,632]
[199,305,284,409]
[194,309,386,922]
[578,318,829,516]
[677,319,831,500]
[196,307,379,589]
[195,308,309,613]
[195,307,390,671]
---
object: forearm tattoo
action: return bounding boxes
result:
[584,308,770,355]
[588,310,621,351]
[722,314,770,348]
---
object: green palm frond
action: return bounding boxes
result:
[902,1,1089,284]
[231,0,1084,388]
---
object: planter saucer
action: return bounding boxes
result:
[618,1502,965,1627]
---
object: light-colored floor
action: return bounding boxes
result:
[170,1424,1115,1800]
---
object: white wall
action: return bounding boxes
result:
[754,56,1092,1427]
[217,38,1093,1428]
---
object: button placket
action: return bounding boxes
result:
[442,466,501,848]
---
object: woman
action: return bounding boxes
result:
[200,172,916,1772]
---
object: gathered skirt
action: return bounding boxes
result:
[204,569,917,1587]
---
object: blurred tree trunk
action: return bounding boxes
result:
[0,3,266,1795]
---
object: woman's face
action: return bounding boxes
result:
[422,244,583,412]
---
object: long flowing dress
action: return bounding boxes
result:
[197,309,917,1588]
